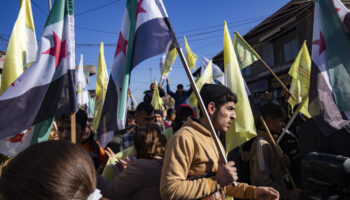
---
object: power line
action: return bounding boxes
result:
[31,0,48,16]
[75,0,122,17]
[75,17,264,48]
[175,15,268,35]
[76,26,117,35]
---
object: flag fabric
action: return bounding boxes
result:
[151,80,164,110]
[317,0,350,113]
[184,36,197,70]
[309,0,350,136]
[30,118,54,144]
[97,0,172,146]
[76,54,89,106]
[188,59,213,115]
[223,22,257,153]
[0,0,38,95]
[233,32,259,70]
[288,41,311,118]
[0,117,52,157]
[202,57,225,85]
[159,53,166,74]
[0,0,77,140]
[93,43,108,131]
[0,128,33,157]
[87,92,95,118]
[161,43,178,78]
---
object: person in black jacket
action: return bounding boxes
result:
[166,77,192,109]
[143,82,165,103]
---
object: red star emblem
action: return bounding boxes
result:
[136,0,147,18]
[42,32,67,69]
[114,32,128,57]
[312,32,326,55]
[5,133,24,143]
[332,0,341,12]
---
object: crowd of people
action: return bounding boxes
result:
[0,79,349,200]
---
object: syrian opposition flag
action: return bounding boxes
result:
[97,0,172,146]
[309,0,350,135]
[0,0,77,140]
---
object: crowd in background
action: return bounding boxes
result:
[0,79,349,200]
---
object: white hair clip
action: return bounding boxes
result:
[87,188,102,200]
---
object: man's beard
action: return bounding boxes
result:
[155,121,163,128]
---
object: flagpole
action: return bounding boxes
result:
[234,32,295,100]
[277,96,308,143]
[259,116,297,189]
[48,0,52,11]
[49,0,75,144]
[162,16,234,185]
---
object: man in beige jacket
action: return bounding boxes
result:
[160,84,279,200]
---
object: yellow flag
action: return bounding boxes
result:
[188,59,213,117]
[288,41,311,118]
[151,80,164,110]
[93,43,109,131]
[184,36,198,70]
[233,32,259,69]
[0,0,37,95]
[161,44,178,77]
[224,21,256,153]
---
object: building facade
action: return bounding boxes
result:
[213,0,350,104]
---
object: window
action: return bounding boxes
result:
[273,30,298,65]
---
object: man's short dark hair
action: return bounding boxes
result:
[136,102,154,115]
[260,101,285,120]
[199,84,237,117]
[177,84,183,89]
[154,109,163,117]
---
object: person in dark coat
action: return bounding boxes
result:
[166,77,192,108]
[143,82,165,103]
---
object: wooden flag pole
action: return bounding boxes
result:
[163,17,230,168]
[259,116,297,189]
[71,113,77,144]
[234,32,295,100]
[259,58,295,100]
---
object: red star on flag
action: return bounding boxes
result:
[5,133,24,143]
[312,32,326,55]
[332,0,341,12]
[115,32,128,57]
[42,32,67,69]
[136,0,147,18]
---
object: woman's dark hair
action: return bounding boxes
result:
[133,126,167,159]
[0,141,98,200]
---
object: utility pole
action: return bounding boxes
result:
[150,67,152,83]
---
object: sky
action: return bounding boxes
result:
[0,0,290,104]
